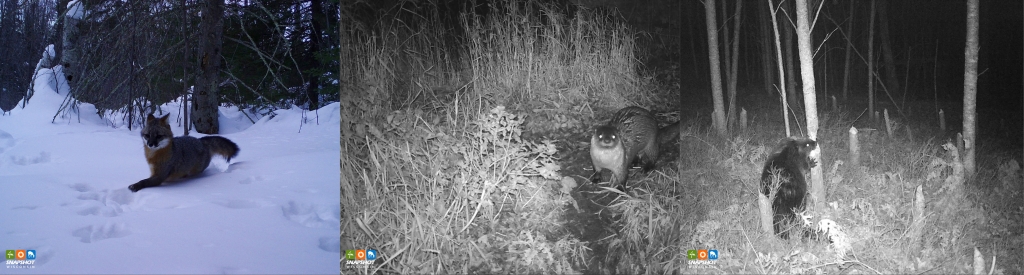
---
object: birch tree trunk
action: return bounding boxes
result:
[62,1,82,85]
[795,0,824,211]
[768,0,791,136]
[962,0,979,177]
[705,0,727,135]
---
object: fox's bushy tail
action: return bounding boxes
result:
[200,136,240,162]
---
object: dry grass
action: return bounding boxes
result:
[343,102,589,274]
[341,0,645,273]
[462,1,643,110]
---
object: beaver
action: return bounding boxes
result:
[761,137,818,239]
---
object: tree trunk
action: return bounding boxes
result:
[705,0,727,135]
[727,0,743,130]
[867,0,876,122]
[181,0,190,134]
[721,0,730,82]
[768,0,791,136]
[62,1,81,85]
[307,0,325,110]
[782,6,799,113]
[795,0,824,212]
[192,0,225,134]
[679,0,687,175]
[842,0,854,100]
[687,4,701,82]
[878,1,901,98]
[54,0,70,68]
[759,0,774,95]
[962,0,979,177]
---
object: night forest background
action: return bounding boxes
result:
[332,0,1022,273]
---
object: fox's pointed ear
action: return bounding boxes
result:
[159,114,169,124]
[147,113,156,121]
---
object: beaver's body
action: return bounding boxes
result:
[760,137,818,239]
[589,106,676,188]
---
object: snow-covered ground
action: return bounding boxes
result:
[0,65,340,274]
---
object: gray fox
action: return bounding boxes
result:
[128,114,240,192]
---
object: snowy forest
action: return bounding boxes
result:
[0,0,340,131]
[0,1,342,274]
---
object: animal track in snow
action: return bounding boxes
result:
[72,185,134,217]
[0,129,14,154]
[280,201,340,229]
[69,183,92,192]
[72,223,131,243]
[318,236,340,253]
[212,199,265,209]
[218,267,251,274]
[239,175,265,185]
[8,151,51,165]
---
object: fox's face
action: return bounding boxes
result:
[142,114,173,149]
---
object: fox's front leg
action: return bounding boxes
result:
[129,173,168,192]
